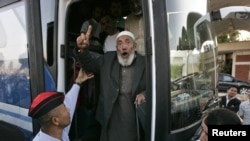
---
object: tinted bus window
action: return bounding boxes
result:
[0,1,33,140]
[0,1,30,108]
[166,0,217,131]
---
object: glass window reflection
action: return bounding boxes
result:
[166,0,217,130]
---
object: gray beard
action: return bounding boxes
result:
[117,51,135,67]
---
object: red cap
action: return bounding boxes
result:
[28,91,64,119]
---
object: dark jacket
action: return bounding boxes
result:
[77,50,146,140]
[219,96,241,113]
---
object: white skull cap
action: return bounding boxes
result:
[116,31,135,40]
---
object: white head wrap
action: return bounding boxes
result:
[116,31,135,40]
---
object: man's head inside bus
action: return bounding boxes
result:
[100,15,117,35]
[109,0,123,19]
[28,92,70,127]
[129,0,142,16]
[116,31,137,66]
[77,26,137,67]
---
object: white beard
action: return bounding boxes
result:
[117,51,135,67]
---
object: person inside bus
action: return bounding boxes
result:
[28,69,94,141]
[100,14,120,53]
[68,62,101,141]
[198,108,242,141]
[219,85,241,113]
[75,26,146,141]
[125,0,145,56]
[75,3,107,141]
[80,3,105,54]
[108,0,125,31]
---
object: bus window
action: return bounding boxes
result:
[0,0,30,108]
[0,1,33,140]
[166,0,217,134]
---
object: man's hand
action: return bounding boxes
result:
[75,68,94,84]
[135,93,146,105]
[76,25,92,51]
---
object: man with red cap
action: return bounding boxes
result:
[28,68,94,141]
[76,26,146,141]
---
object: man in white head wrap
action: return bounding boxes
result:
[76,28,146,141]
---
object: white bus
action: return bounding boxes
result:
[1,0,248,140]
